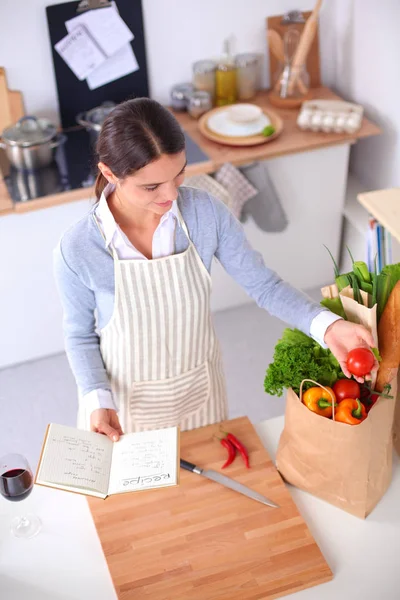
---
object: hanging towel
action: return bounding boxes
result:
[184,174,232,213]
[214,162,258,219]
[239,162,288,232]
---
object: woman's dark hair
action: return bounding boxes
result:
[95,98,186,199]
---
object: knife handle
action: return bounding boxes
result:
[180,459,197,472]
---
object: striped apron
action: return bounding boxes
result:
[80,210,228,433]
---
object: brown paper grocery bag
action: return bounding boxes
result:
[321,282,400,455]
[276,377,397,519]
[393,371,400,456]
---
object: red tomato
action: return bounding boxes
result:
[333,379,360,402]
[346,348,375,377]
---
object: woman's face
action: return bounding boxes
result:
[100,151,187,216]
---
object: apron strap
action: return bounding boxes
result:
[176,207,191,241]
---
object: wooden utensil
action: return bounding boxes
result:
[0,68,12,134]
[88,416,332,600]
[267,28,285,62]
[0,67,25,180]
[287,0,323,94]
[198,106,283,147]
[267,12,321,89]
[268,29,309,97]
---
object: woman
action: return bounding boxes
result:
[54,98,375,441]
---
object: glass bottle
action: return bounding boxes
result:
[215,40,237,107]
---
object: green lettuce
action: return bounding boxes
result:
[264,328,343,397]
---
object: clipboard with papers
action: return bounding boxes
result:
[46,0,149,127]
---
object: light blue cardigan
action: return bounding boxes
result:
[54,186,329,397]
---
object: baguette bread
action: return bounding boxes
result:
[375,281,400,391]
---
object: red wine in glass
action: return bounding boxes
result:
[0,468,33,502]
[0,454,41,538]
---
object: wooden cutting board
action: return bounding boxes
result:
[88,417,332,599]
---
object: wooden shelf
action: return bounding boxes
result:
[172,87,382,170]
[358,188,400,244]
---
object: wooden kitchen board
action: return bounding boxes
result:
[267,12,321,88]
[0,66,24,204]
[88,416,332,600]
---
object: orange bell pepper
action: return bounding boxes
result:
[335,398,367,425]
[302,386,336,418]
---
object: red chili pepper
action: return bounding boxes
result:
[225,432,250,469]
[220,438,236,468]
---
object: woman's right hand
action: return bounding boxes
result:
[90,409,123,441]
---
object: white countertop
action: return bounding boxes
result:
[1,416,400,600]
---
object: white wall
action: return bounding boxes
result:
[323,0,400,268]
[0,0,319,124]
[324,0,400,191]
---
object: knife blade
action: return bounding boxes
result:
[180,459,279,508]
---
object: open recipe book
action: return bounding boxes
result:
[35,424,180,499]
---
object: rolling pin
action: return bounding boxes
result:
[286,0,323,95]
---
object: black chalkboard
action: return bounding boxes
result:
[46,0,149,128]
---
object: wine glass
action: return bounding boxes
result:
[0,453,41,538]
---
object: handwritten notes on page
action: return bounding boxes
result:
[55,2,139,89]
[54,25,106,81]
[35,424,179,498]
[108,427,179,495]
[65,4,134,58]
[36,424,112,497]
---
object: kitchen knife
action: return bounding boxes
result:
[180,459,279,508]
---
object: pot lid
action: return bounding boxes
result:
[2,116,57,147]
[78,101,116,131]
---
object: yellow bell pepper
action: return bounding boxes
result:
[302,386,336,418]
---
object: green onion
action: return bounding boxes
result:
[349,272,363,305]
[320,297,347,319]
[324,245,340,278]
[371,256,378,308]
[376,271,391,321]
[353,261,371,284]
[336,273,351,292]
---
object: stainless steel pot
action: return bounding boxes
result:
[0,116,66,170]
[76,101,116,147]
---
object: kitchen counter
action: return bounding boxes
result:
[0,87,380,217]
[172,87,381,168]
[1,415,399,600]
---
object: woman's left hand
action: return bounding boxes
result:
[324,319,379,383]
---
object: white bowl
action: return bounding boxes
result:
[207,109,270,137]
[228,104,263,123]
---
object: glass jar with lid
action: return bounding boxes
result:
[235,53,261,101]
[170,83,194,111]
[187,91,212,119]
[193,60,216,100]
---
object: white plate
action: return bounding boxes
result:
[207,109,271,138]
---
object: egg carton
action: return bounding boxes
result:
[297,100,364,134]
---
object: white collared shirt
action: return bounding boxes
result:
[84,184,340,415]
[95,183,178,260]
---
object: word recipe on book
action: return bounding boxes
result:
[35,424,180,499]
